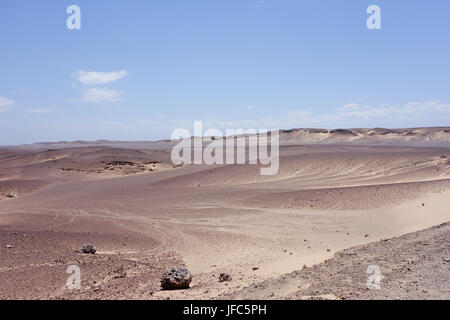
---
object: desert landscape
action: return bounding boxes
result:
[0,127,449,300]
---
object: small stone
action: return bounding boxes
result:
[6,244,12,249]
[161,268,192,290]
[82,244,97,254]
[92,286,101,292]
[219,273,232,282]
[252,267,259,271]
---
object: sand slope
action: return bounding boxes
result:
[221,222,450,300]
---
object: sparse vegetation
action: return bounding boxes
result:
[114,265,127,279]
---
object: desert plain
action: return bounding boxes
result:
[0,127,449,300]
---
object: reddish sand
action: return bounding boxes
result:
[0,128,449,299]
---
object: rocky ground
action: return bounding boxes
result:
[0,229,184,300]
[221,222,450,300]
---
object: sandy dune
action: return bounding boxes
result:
[0,128,449,299]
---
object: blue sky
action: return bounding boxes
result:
[1,0,450,145]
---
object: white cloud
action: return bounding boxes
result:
[337,103,361,112]
[195,101,450,130]
[73,70,127,85]
[286,110,312,118]
[0,96,15,112]
[80,88,124,103]
[26,108,53,114]
[10,88,26,95]
[282,101,450,128]
[331,101,450,124]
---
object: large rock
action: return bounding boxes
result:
[161,268,192,290]
[82,244,97,254]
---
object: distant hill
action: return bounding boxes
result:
[8,127,450,149]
